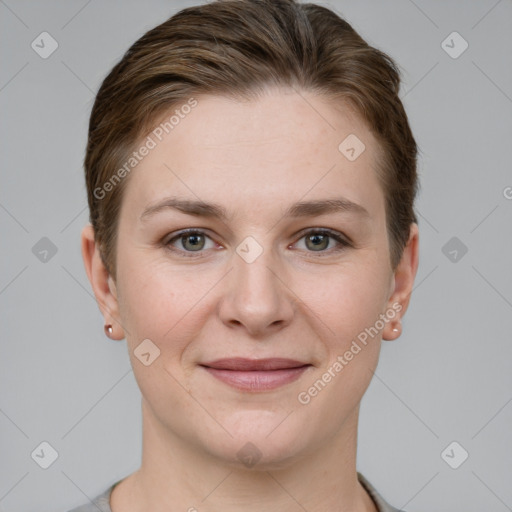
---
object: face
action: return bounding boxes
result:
[84,87,418,469]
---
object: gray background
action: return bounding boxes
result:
[1,0,511,510]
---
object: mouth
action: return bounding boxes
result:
[199,358,312,391]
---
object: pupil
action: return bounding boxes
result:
[183,234,204,251]
[307,234,328,251]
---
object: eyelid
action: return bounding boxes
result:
[163,228,214,244]
[293,227,352,245]
[290,227,352,255]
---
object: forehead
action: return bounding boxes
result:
[120,88,385,223]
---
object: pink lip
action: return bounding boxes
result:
[200,358,311,391]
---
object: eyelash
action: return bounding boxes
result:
[162,228,352,258]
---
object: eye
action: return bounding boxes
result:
[164,229,218,255]
[293,229,350,254]
[163,228,351,258]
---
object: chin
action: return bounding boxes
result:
[201,410,312,471]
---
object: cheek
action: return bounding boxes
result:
[116,258,177,341]
[292,266,387,426]
[116,258,216,358]
[116,264,198,403]
[294,260,390,349]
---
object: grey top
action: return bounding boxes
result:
[67,472,404,512]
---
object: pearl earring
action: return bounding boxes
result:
[104,324,113,337]
[391,321,402,335]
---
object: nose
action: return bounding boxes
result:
[217,244,295,338]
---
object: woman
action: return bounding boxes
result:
[74,0,419,510]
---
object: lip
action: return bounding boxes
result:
[200,358,312,391]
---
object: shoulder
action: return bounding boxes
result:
[357,472,406,512]
[69,476,402,512]
[66,484,115,512]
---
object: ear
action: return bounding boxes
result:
[382,223,419,341]
[81,224,124,340]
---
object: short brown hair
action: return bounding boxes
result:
[85,0,418,276]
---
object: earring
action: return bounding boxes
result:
[391,321,402,337]
[104,324,114,338]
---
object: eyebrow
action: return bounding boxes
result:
[140,197,370,222]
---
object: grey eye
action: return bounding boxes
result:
[180,233,206,251]
[304,233,331,251]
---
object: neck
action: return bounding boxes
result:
[111,400,377,512]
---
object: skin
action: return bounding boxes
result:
[82,87,419,512]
